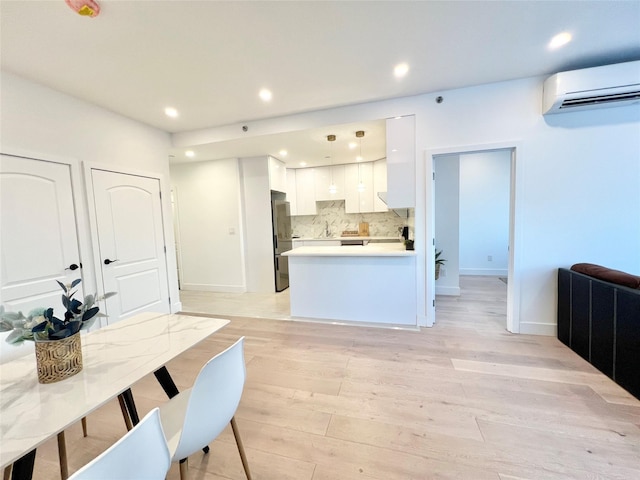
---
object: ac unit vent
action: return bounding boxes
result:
[560,90,640,109]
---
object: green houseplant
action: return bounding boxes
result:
[435,249,446,280]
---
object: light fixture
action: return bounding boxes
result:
[164,107,178,118]
[185,150,195,158]
[356,131,365,192]
[327,134,337,194]
[348,142,357,150]
[259,89,272,102]
[394,63,409,78]
[299,161,307,167]
[549,32,572,50]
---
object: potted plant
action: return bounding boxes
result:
[435,249,446,279]
[0,278,115,383]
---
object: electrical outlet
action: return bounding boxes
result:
[228,227,236,235]
[487,255,493,262]
[440,267,447,278]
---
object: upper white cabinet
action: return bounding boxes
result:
[315,165,346,201]
[295,168,317,215]
[286,168,298,215]
[345,162,374,213]
[269,156,287,193]
[386,115,415,208]
[373,159,388,212]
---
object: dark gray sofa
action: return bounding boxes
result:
[557,264,640,400]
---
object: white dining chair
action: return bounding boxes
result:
[68,408,170,480]
[158,336,252,480]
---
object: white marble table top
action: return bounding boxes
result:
[0,312,229,468]
[283,242,416,257]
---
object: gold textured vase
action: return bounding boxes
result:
[34,333,83,384]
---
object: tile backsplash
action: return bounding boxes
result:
[291,201,414,238]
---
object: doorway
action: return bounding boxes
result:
[425,143,521,333]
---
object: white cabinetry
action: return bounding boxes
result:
[286,168,298,215]
[314,165,346,201]
[386,115,415,208]
[345,162,374,213]
[295,168,317,215]
[269,156,287,193]
[373,159,388,212]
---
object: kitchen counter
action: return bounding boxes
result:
[284,242,417,326]
[283,242,414,257]
[293,236,399,241]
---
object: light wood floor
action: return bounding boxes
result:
[27,277,640,479]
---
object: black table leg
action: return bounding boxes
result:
[120,388,140,426]
[10,449,36,480]
[153,366,209,454]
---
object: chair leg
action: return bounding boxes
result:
[118,394,133,431]
[3,465,11,480]
[230,417,252,480]
[57,431,69,480]
[178,458,188,480]
[81,417,88,437]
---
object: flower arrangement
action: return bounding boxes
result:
[0,278,115,344]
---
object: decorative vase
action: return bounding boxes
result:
[435,263,441,280]
[34,333,83,384]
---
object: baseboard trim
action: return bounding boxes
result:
[181,283,246,293]
[435,286,461,296]
[171,301,183,313]
[519,322,557,336]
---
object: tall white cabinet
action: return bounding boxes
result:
[386,115,415,208]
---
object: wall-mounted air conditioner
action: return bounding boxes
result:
[542,60,640,115]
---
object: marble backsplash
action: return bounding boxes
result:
[291,201,414,238]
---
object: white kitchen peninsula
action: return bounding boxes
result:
[282,243,417,326]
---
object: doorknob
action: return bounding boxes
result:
[104,258,119,265]
[65,263,80,271]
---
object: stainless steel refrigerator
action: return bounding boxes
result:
[272,198,292,292]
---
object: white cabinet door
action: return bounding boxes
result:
[91,169,170,324]
[294,168,317,215]
[386,115,416,208]
[345,162,374,213]
[315,165,346,201]
[373,159,388,212]
[269,156,287,193]
[286,168,297,215]
[0,155,82,312]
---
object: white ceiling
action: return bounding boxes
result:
[2,1,639,167]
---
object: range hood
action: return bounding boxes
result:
[377,192,409,218]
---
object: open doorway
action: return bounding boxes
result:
[434,150,511,330]
[425,143,521,333]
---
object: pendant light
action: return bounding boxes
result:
[327,134,337,194]
[356,130,365,192]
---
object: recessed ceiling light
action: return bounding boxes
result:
[394,63,409,78]
[279,150,288,157]
[299,161,307,167]
[356,156,363,162]
[259,89,273,102]
[348,142,357,150]
[549,32,572,49]
[185,150,195,158]
[164,107,178,118]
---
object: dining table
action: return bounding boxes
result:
[0,312,230,480]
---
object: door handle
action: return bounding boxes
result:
[104,258,119,265]
[65,263,81,271]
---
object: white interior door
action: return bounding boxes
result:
[1,154,82,360]
[91,169,170,324]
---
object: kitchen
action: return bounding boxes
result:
[169,116,418,326]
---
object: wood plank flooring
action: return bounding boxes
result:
[25,277,640,479]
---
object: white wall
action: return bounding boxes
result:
[434,155,460,295]
[459,150,510,276]
[0,72,180,311]
[239,156,276,293]
[169,159,245,292]
[174,75,640,335]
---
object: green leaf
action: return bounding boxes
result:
[6,329,26,344]
[31,320,48,332]
[1,311,25,321]
[56,280,67,292]
[0,320,15,333]
[83,294,95,309]
[71,278,82,288]
[82,306,100,322]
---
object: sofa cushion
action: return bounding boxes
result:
[571,263,640,289]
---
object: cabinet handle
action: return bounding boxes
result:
[104,258,119,265]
